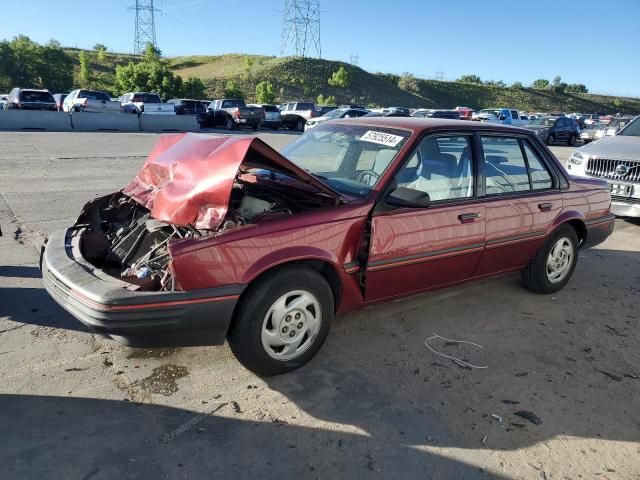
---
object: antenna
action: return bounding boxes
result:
[281,0,322,58]
[129,0,160,54]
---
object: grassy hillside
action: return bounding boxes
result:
[66,49,640,114]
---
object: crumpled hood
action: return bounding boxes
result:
[123,133,340,230]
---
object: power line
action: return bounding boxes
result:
[281,0,322,58]
[129,0,160,54]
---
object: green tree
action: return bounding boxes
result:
[143,43,161,63]
[182,76,206,98]
[255,81,275,104]
[485,79,506,88]
[114,61,183,99]
[531,78,550,90]
[510,81,523,89]
[398,72,419,94]
[328,66,350,88]
[224,80,244,100]
[566,83,588,94]
[243,57,254,79]
[457,74,482,83]
[317,93,336,105]
[78,50,91,84]
[552,75,562,86]
[94,43,107,62]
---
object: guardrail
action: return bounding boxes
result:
[0,110,201,133]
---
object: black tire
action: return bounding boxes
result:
[521,224,579,294]
[296,118,305,132]
[225,116,235,131]
[228,266,334,376]
[546,134,555,146]
[270,125,279,130]
[568,134,577,146]
[252,123,259,131]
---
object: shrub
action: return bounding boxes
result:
[328,66,350,88]
[255,81,275,103]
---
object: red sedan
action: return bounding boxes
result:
[41,118,614,375]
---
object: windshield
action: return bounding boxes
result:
[619,117,640,136]
[78,90,111,101]
[132,94,162,103]
[280,124,410,198]
[530,118,555,127]
[479,109,500,116]
[321,108,347,119]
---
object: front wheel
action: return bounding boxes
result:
[228,266,334,376]
[521,225,579,294]
[546,134,555,146]
[568,134,577,146]
[296,118,305,132]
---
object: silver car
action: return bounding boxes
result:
[566,115,640,217]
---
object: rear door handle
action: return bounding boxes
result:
[458,212,481,223]
[538,202,553,212]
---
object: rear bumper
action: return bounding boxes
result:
[584,213,616,248]
[41,229,244,347]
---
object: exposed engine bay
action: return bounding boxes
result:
[75,174,330,292]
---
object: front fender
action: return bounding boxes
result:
[241,246,341,284]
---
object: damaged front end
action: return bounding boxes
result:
[68,133,341,293]
[41,133,340,346]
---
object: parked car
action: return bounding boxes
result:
[566,115,640,217]
[304,107,369,131]
[580,123,607,143]
[248,104,282,130]
[52,93,67,111]
[603,117,635,137]
[279,102,318,131]
[0,94,10,108]
[166,98,207,118]
[362,111,410,117]
[412,109,461,120]
[120,92,175,115]
[317,105,337,116]
[201,98,262,130]
[3,88,57,111]
[583,114,600,126]
[63,89,120,113]
[41,119,614,375]
[472,108,528,126]
[454,106,474,120]
[523,117,579,146]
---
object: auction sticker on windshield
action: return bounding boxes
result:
[359,130,404,147]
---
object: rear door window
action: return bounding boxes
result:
[481,136,530,194]
[522,143,553,189]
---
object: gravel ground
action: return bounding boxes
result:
[0,131,638,480]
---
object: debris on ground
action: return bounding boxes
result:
[595,369,623,382]
[514,410,543,425]
[424,334,489,369]
[502,400,520,405]
[491,414,503,423]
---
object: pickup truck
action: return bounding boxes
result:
[201,99,261,130]
[63,89,121,113]
[119,92,176,115]
[471,108,529,126]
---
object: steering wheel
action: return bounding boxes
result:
[356,169,381,186]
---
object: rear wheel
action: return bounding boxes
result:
[225,116,235,131]
[546,134,555,145]
[228,266,333,376]
[252,123,259,131]
[296,118,305,132]
[521,225,579,294]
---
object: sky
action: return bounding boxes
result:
[3,0,640,96]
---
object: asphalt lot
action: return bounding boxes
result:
[0,131,638,479]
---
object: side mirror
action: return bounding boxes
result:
[386,187,431,208]
[499,115,507,121]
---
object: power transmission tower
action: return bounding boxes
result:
[349,53,359,66]
[435,71,444,81]
[129,0,159,54]
[281,0,322,58]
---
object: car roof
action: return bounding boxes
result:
[330,116,532,135]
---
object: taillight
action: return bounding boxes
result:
[234,109,241,119]
[309,110,317,118]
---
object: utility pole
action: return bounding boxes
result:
[281,0,322,58]
[129,0,159,54]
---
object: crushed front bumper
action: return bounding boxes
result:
[41,228,244,347]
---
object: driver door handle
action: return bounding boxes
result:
[458,212,481,223]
